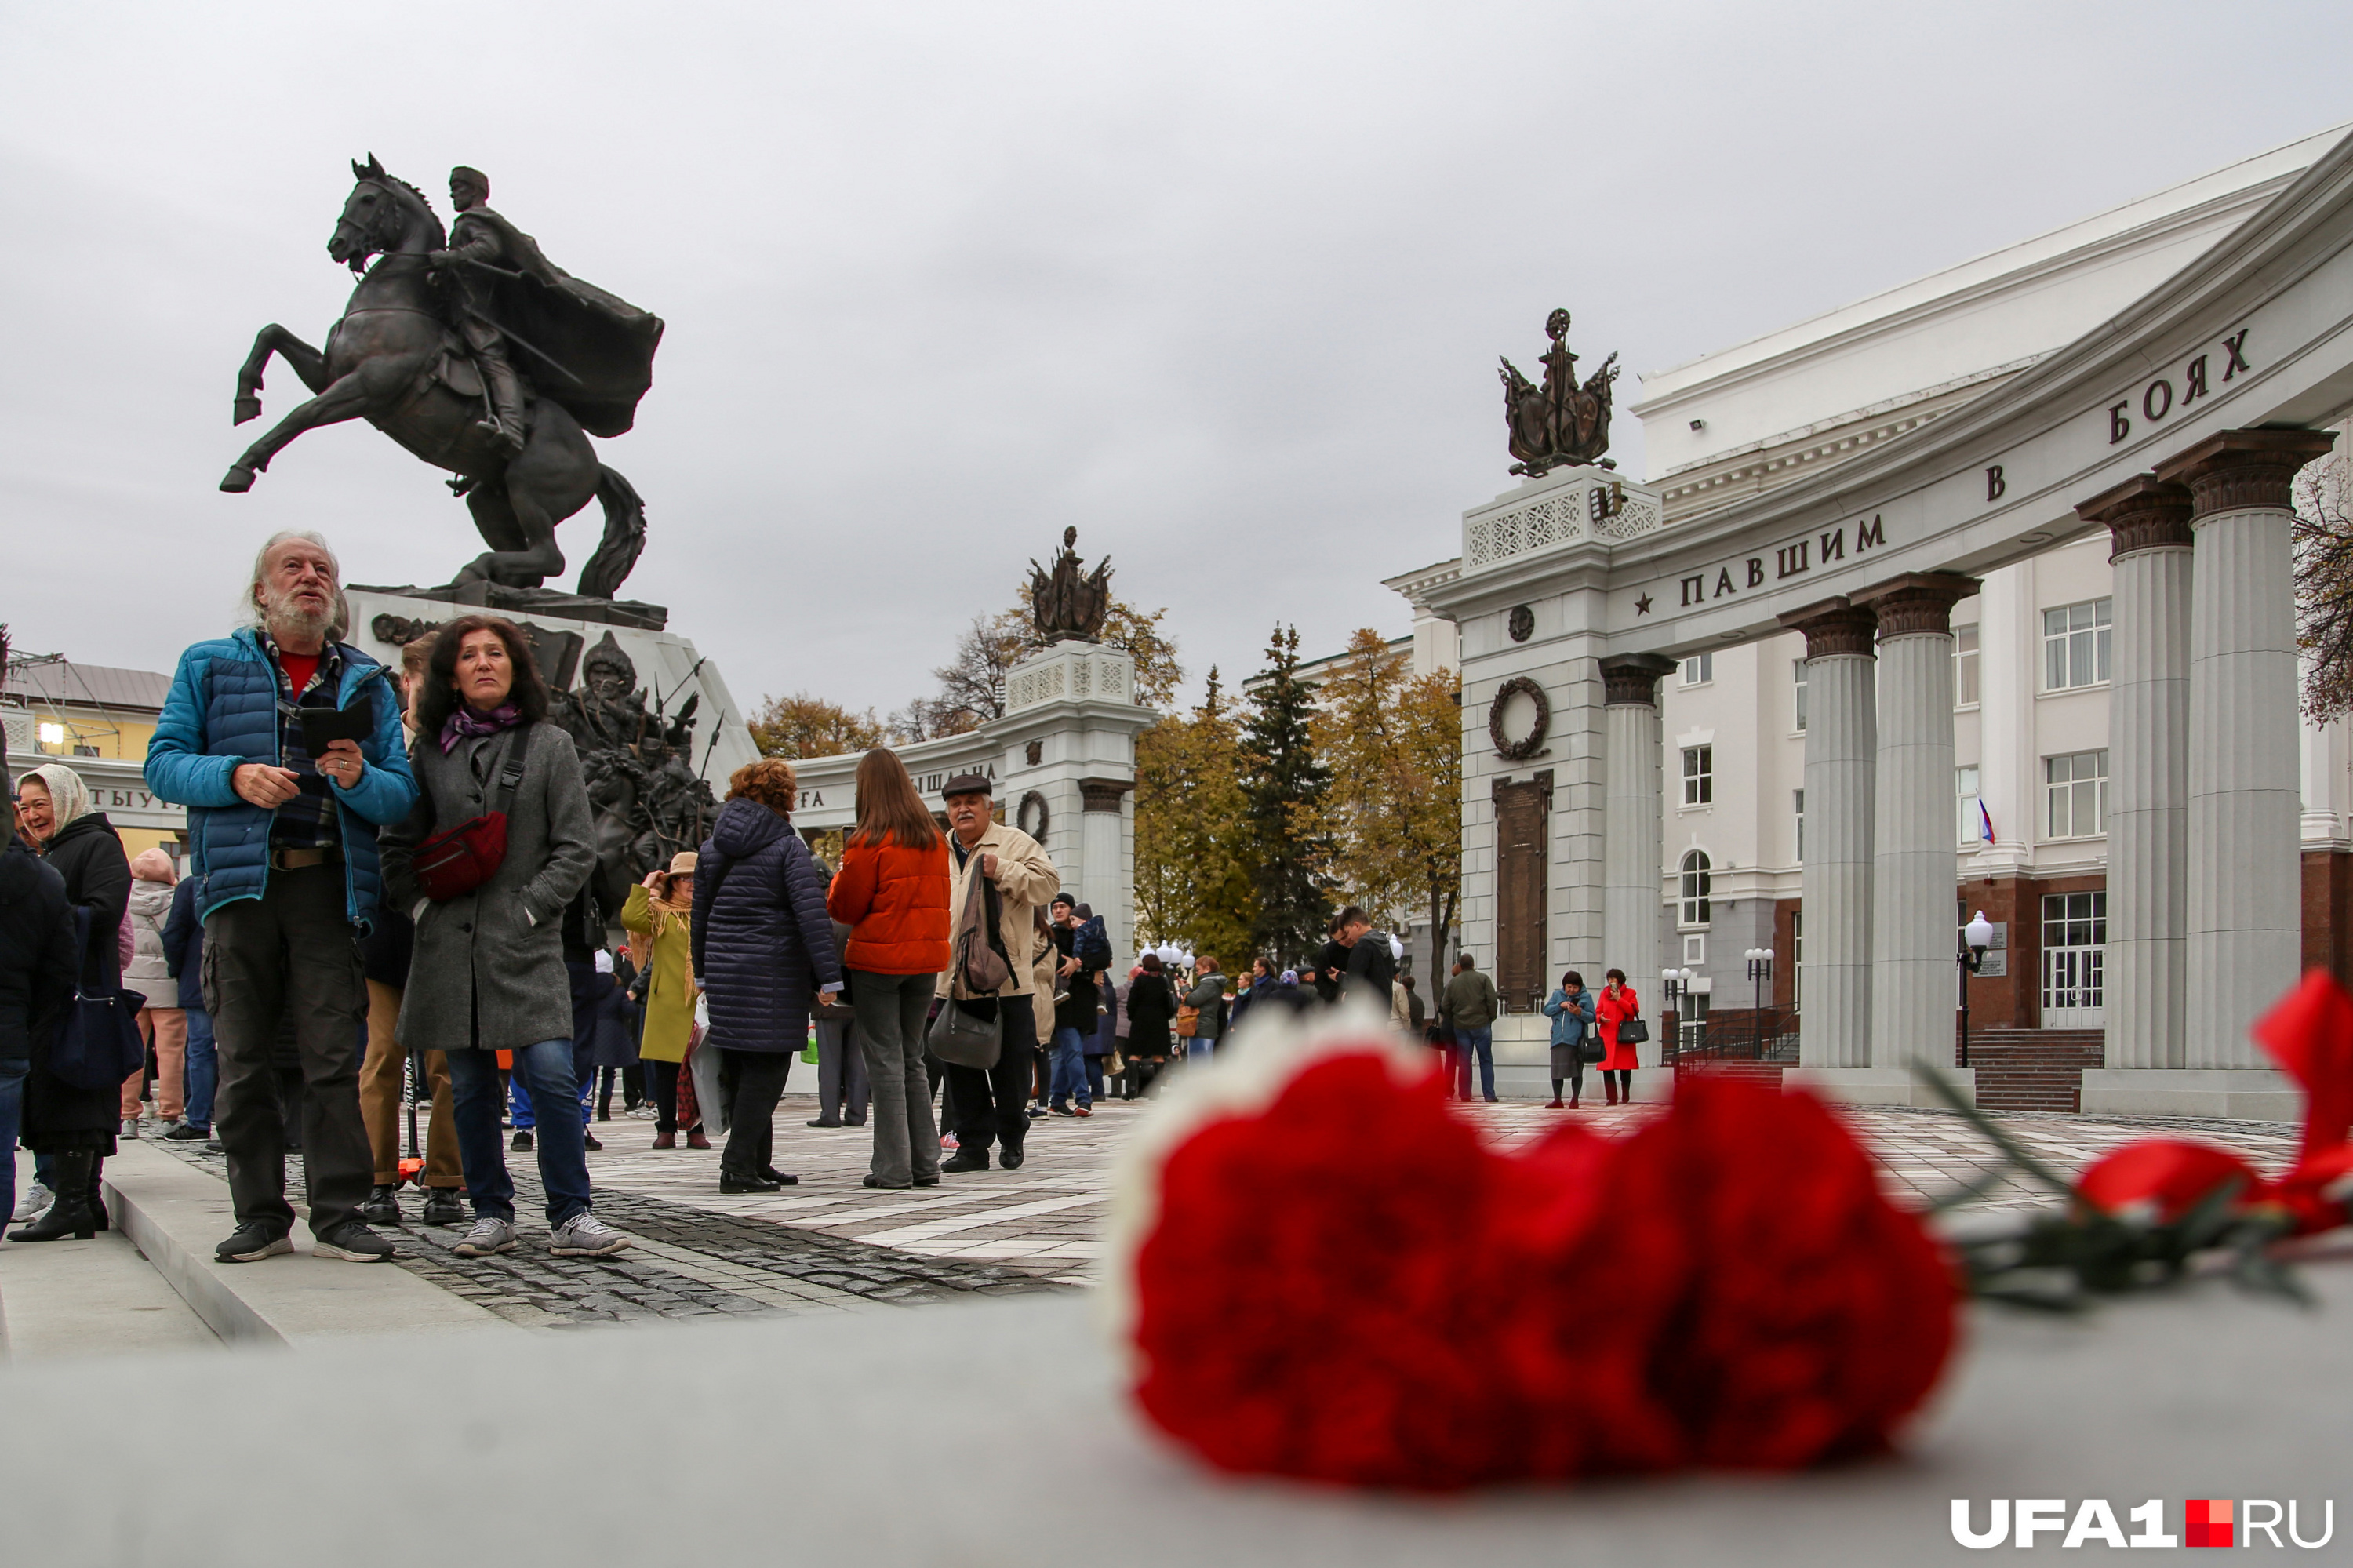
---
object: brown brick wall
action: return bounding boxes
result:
[2303,849,2353,988]
[1969,1029,2104,1113]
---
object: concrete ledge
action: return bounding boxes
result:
[1784,1066,1975,1108]
[2079,1068,2300,1122]
[103,1141,522,1345]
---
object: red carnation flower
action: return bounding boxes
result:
[1122,1042,1958,1489]
[2075,1138,2268,1223]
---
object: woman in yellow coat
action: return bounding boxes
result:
[622,852,704,1149]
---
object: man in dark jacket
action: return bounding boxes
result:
[1047,894,1104,1115]
[158,874,214,1141]
[1333,906,1397,1006]
[1442,952,1501,1103]
[144,532,419,1264]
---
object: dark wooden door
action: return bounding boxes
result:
[1494,775,1548,1011]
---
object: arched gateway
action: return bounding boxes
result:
[1422,130,2353,1115]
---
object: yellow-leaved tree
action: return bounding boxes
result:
[1299,628,1462,997]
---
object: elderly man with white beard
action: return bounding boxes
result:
[145,531,418,1264]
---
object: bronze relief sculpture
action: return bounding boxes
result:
[1028,527,1113,643]
[1500,308,1620,477]
[223,157,664,600]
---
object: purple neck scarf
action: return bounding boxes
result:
[438,701,524,754]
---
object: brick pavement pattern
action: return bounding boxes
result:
[144,1075,2304,1330]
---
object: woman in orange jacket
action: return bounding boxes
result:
[1595,967,1642,1106]
[826,748,951,1189]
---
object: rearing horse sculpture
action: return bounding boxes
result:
[223,157,658,598]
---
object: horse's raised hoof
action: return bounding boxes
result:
[232,397,262,425]
[219,465,257,493]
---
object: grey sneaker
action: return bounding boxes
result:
[119,1119,141,1138]
[549,1210,631,1257]
[12,1181,53,1223]
[452,1217,518,1257]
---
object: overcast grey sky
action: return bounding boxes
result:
[5,2,2351,715]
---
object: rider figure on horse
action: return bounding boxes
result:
[431,166,530,457]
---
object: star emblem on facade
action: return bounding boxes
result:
[1635,592,1653,616]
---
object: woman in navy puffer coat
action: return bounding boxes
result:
[691,759,842,1192]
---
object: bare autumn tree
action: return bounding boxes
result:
[889,611,1030,740]
[2296,453,2353,721]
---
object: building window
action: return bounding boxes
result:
[1793,659,1807,732]
[2041,891,2107,1027]
[1681,745,1713,806]
[1677,988,1711,1048]
[2045,749,2108,839]
[1681,652,1714,686]
[1956,766,1981,846]
[1793,788,1805,863]
[1955,623,1980,707]
[1791,910,1802,1012]
[1679,849,1712,927]
[1682,933,1706,965]
[2043,598,2112,691]
[37,721,65,748]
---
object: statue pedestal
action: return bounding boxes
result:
[341,588,761,784]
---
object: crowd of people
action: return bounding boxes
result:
[1,528,1647,1264]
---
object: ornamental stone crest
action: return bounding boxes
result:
[1500,308,1620,477]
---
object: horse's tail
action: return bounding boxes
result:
[576,464,647,600]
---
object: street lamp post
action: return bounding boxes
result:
[1743,948,1773,1060]
[1956,908,1995,1068]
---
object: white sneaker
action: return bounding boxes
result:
[452,1217,518,1257]
[549,1210,631,1257]
[12,1181,53,1222]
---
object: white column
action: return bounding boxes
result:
[2157,431,2336,1064]
[1602,655,1673,1062]
[1859,575,1975,1068]
[1783,602,1878,1069]
[2080,478,2194,1071]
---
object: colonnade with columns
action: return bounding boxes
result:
[1717,427,2336,1110]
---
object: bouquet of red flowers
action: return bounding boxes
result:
[1107,973,2353,1490]
[1107,1016,1955,1489]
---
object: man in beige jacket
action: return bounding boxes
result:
[936,773,1060,1172]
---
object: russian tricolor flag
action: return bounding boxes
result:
[1977,799,1996,846]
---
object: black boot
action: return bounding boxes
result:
[87,1154,108,1231]
[10,1150,96,1242]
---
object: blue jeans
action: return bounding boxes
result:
[1186,1035,1215,1062]
[448,1041,591,1226]
[0,1060,24,1219]
[1454,1026,1496,1101]
[1048,1026,1090,1109]
[182,1006,217,1130]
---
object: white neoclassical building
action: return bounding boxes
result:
[1383,122,2353,1119]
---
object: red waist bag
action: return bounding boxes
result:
[412,732,526,903]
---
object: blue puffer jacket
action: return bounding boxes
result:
[1542,986,1596,1046]
[691,797,842,1053]
[143,628,418,930]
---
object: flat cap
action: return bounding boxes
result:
[940,772,993,798]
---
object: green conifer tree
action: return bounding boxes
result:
[1238,624,1333,967]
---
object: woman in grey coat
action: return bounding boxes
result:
[380,615,631,1260]
[1540,970,1597,1111]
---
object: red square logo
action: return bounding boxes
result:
[2186,1499,2234,1548]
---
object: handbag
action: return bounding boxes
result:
[928,995,1002,1068]
[1616,1006,1649,1046]
[952,851,1011,996]
[412,731,526,902]
[49,908,148,1091]
[1175,1002,1200,1040]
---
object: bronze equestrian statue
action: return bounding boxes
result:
[222,157,664,598]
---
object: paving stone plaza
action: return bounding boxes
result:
[0,1084,2304,1350]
